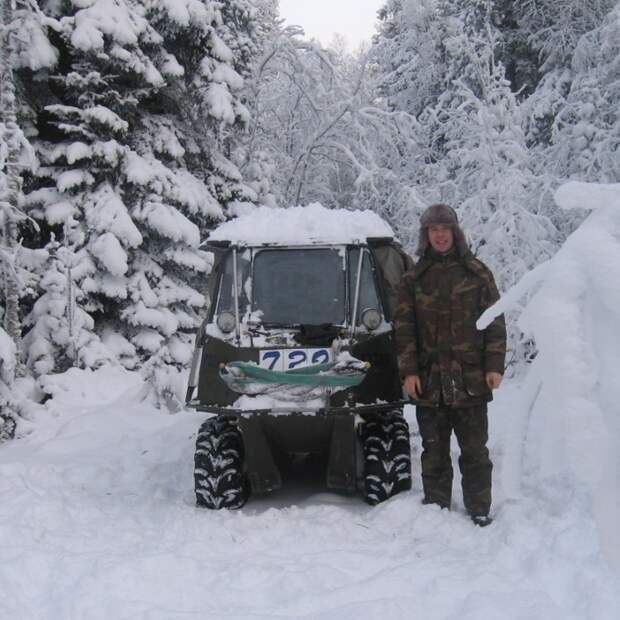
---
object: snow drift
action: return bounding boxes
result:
[480,180,620,574]
[1,366,618,619]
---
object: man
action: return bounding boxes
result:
[395,204,506,526]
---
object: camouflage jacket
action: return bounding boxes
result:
[394,249,506,407]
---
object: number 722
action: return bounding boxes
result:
[261,349,330,370]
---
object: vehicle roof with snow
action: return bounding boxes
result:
[207,204,395,246]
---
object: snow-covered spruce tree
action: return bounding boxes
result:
[22,0,167,379]
[7,0,121,380]
[517,0,616,147]
[22,240,113,375]
[489,0,540,99]
[2,0,54,387]
[374,0,446,118]
[0,0,53,433]
[548,3,620,185]
[144,0,257,214]
[511,0,617,238]
[22,0,259,407]
[206,0,261,213]
[373,0,531,112]
[127,0,258,408]
[217,0,258,80]
[5,0,64,357]
[1,0,26,372]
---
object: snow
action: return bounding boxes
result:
[205,82,236,124]
[83,273,128,299]
[90,231,129,276]
[4,5,619,614]
[475,181,620,576]
[70,0,145,51]
[84,184,143,248]
[122,153,225,221]
[81,106,129,133]
[130,271,159,307]
[155,275,204,307]
[56,169,95,192]
[169,169,224,218]
[13,15,59,71]
[210,31,234,63]
[101,329,136,360]
[161,246,210,272]
[122,301,178,336]
[209,203,396,245]
[233,393,327,413]
[65,141,92,164]
[166,335,192,365]
[212,63,244,90]
[555,180,620,211]
[92,139,125,165]
[140,200,200,246]
[0,367,618,619]
[152,0,217,29]
[131,327,164,352]
[160,52,185,78]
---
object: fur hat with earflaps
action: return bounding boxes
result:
[416,203,469,257]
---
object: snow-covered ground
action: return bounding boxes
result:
[1,365,618,620]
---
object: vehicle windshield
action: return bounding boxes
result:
[252,248,345,325]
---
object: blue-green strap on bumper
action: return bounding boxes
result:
[220,361,367,389]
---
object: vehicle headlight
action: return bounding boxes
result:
[361,308,382,331]
[216,311,236,334]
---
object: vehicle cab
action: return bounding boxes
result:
[186,205,412,413]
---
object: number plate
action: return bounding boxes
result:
[259,348,332,371]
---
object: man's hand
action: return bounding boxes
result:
[404,375,422,400]
[486,372,503,390]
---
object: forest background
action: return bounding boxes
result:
[1,0,619,429]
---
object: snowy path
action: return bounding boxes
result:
[0,367,618,620]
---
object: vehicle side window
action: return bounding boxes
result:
[349,248,382,325]
[215,251,251,316]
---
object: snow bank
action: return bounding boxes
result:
[209,203,395,245]
[480,181,620,574]
[0,367,618,619]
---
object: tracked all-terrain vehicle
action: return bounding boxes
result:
[186,205,414,509]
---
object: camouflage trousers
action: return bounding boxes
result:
[416,403,492,516]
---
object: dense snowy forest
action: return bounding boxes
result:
[2,1,620,617]
[1,0,619,418]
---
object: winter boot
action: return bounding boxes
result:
[471,514,493,527]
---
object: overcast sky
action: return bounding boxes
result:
[278,0,384,50]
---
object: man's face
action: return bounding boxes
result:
[428,224,454,253]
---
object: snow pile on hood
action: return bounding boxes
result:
[479,180,620,574]
[208,203,395,245]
